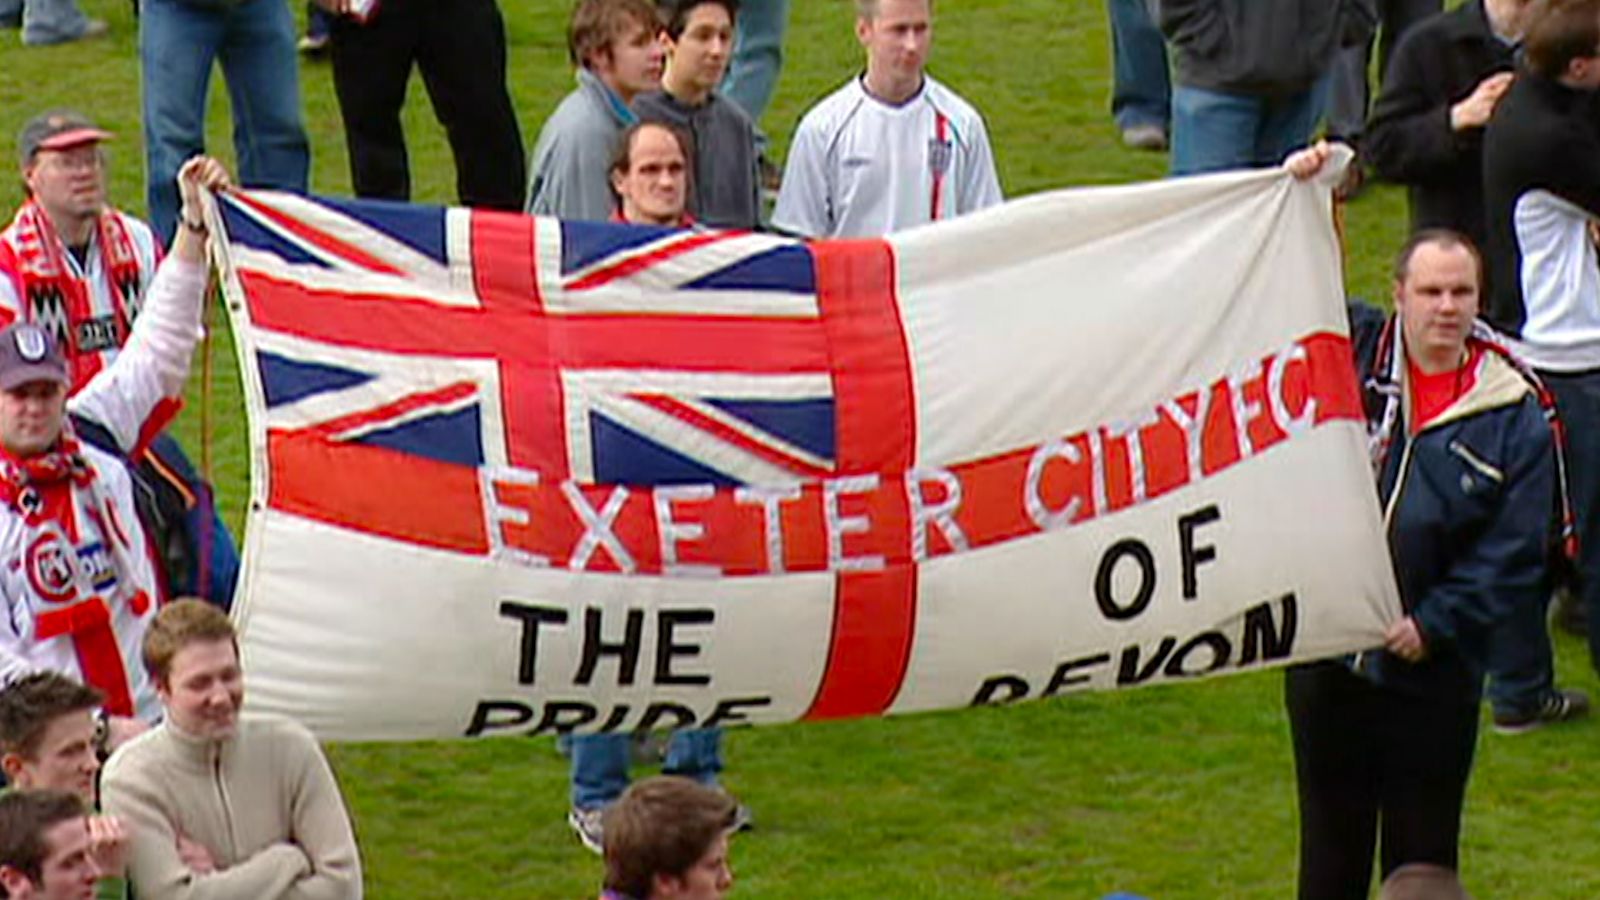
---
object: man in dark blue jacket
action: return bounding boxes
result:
[1284,228,1566,900]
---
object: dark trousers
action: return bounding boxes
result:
[1285,662,1478,900]
[1544,369,1600,674]
[329,0,526,210]
[1484,569,1556,717]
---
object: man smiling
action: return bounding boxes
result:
[101,600,362,900]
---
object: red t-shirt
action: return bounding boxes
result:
[1407,345,1482,435]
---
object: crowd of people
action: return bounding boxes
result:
[0,0,1598,897]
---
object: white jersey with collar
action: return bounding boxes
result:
[773,74,1004,239]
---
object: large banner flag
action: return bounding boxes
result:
[215,166,1400,742]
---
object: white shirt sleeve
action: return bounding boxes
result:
[68,255,206,452]
[773,118,834,238]
[959,113,1004,214]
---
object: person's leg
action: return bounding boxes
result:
[216,0,311,196]
[1170,85,1265,176]
[569,733,632,811]
[307,1,331,39]
[329,0,418,201]
[19,0,92,44]
[1255,86,1323,169]
[0,0,20,27]
[140,0,224,245]
[721,0,789,126]
[1544,370,1600,674]
[415,0,526,210]
[1285,663,1382,900]
[1106,0,1170,137]
[662,728,724,785]
[1484,574,1557,724]
[1375,692,1478,879]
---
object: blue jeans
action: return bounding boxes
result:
[721,0,788,126]
[1170,83,1324,176]
[1325,0,1441,140]
[2,0,91,44]
[1544,369,1600,676]
[570,729,723,811]
[139,0,310,244]
[1106,0,1168,131]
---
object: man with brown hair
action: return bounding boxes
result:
[0,673,132,900]
[609,122,695,226]
[101,600,362,900]
[632,0,762,229]
[1483,0,1600,694]
[0,674,105,800]
[526,0,666,220]
[602,776,737,900]
[0,790,111,900]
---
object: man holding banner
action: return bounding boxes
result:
[0,156,227,729]
[1284,221,1562,899]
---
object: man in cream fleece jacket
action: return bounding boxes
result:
[101,600,362,900]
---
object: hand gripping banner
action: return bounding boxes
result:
[216,167,1400,742]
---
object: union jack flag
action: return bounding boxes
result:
[219,191,839,489]
[219,190,916,723]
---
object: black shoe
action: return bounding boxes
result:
[1493,688,1592,735]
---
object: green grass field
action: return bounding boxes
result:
[2,2,1598,897]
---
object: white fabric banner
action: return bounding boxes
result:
[216,164,1399,742]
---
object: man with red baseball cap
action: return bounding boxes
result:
[2,111,161,391]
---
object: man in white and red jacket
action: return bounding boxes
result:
[0,110,161,391]
[0,155,228,734]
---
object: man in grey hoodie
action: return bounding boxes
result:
[633,0,763,229]
[1159,0,1376,175]
[526,0,667,221]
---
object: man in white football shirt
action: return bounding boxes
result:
[772,0,1002,237]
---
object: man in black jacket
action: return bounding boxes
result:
[1158,0,1376,175]
[1366,0,1535,256]
[1484,0,1600,687]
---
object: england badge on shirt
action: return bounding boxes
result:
[927,137,953,178]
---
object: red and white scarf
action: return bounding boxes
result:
[3,200,144,390]
[0,432,152,716]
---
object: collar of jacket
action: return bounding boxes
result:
[1402,336,1533,434]
[577,68,639,129]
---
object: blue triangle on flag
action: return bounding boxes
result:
[220,201,330,269]
[314,195,448,265]
[590,413,738,487]
[259,352,374,407]
[682,245,816,294]
[561,220,676,275]
[352,406,485,468]
[704,398,835,462]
